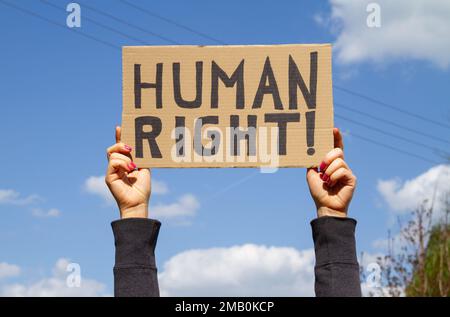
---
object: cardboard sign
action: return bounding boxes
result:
[121,44,334,168]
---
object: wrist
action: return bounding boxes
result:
[120,203,149,219]
[317,206,347,218]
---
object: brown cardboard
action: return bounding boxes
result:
[121,44,334,168]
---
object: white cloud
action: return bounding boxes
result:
[359,249,406,297]
[372,238,389,250]
[151,194,200,220]
[84,175,197,222]
[152,180,169,195]
[31,208,61,218]
[359,251,402,297]
[0,190,18,203]
[0,189,61,219]
[0,189,41,205]
[377,164,450,218]
[84,176,114,203]
[0,263,21,280]
[322,0,450,69]
[359,251,382,269]
[158,244,315,296]
[0,258,109,297]
[84,175,168,204]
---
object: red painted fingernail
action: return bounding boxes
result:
[124,145,132,151]
[322,174,329,182]
[129,162,136,170]
[319,162,326,171]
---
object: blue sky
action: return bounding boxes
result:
[0,0,449,296]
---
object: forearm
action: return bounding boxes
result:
[311,216,361,297]
[112,218,161,297]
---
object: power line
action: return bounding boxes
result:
[335,102,450,145]
[334,85,450,130]
[40,0,148,45]
[348,132,439,164]
[336,114,448,155]
[206,171,260,202]
[119,0,227,45]
[0,0,120,51]
[77,1,180,45]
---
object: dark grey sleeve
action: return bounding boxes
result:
[111,218,161,297]
[311,216,361,297]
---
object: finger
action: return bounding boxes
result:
[110,152,132,164]
[106,142,132,159]
[322,158,348,182]
[333,127,344,150]
[115,126,121,143]
[319,147,344,172]
[306,167,324,193]
[107,158,136,176]
[306,167,320,180]
[326,167,356,188]
[307,167,318,173]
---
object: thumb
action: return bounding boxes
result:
[333,127,344,150]
[115,126,121,143]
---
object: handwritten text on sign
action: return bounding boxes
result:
[121,44,334,168]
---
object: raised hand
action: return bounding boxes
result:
[306,128,357,218]
[105,126,151,219]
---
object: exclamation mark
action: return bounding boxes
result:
[306,111,315,155]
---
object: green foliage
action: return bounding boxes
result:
[406,225,450,297]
